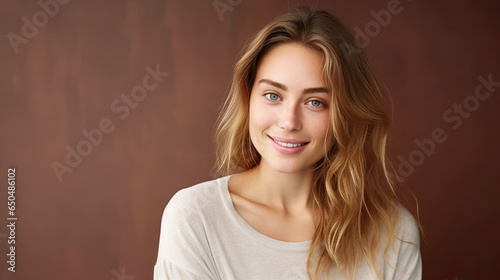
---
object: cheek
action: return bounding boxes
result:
[249,98,274,133]
[310,113,331,142]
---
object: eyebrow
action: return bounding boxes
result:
[257,78,329,94]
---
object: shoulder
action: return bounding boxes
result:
[156,176,228,259]
[162,177,227,223]
[382,205,422,279]
[395,205,421,246]
[155,177,229,279]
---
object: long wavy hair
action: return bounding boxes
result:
[213,6,400,279]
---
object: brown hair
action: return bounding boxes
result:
[214,6,400,279]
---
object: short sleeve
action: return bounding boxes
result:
[390,207,423,280]
[153,189,216,280]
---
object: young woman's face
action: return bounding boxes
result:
[249,43,332,174]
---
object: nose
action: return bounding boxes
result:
[279,103,302,131]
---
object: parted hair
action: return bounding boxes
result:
[213,6,400,279]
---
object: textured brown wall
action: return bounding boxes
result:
[0,0,499,279]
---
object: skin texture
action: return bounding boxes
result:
[229,43,332,242]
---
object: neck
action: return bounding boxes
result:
[250,161,316,215]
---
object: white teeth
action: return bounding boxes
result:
[274,140,306,148]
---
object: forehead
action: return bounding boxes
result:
[254,43,326,88]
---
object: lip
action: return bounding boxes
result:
[268,135,309,155]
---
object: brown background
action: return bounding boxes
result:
[1,0,499,279]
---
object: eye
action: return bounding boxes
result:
[306,100,325,108]
[264,93,281,101]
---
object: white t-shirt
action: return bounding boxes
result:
[154,175,422,279]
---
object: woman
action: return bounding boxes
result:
[154,6,421,280]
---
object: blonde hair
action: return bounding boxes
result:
[214,6,400,279]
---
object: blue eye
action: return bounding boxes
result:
[264,93,281,101]
[307,100,324,107]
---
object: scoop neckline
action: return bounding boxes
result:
[218,175,312,252]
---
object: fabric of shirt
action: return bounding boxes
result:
[154,175,422,280]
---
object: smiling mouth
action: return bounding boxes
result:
[269,136,309,148]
